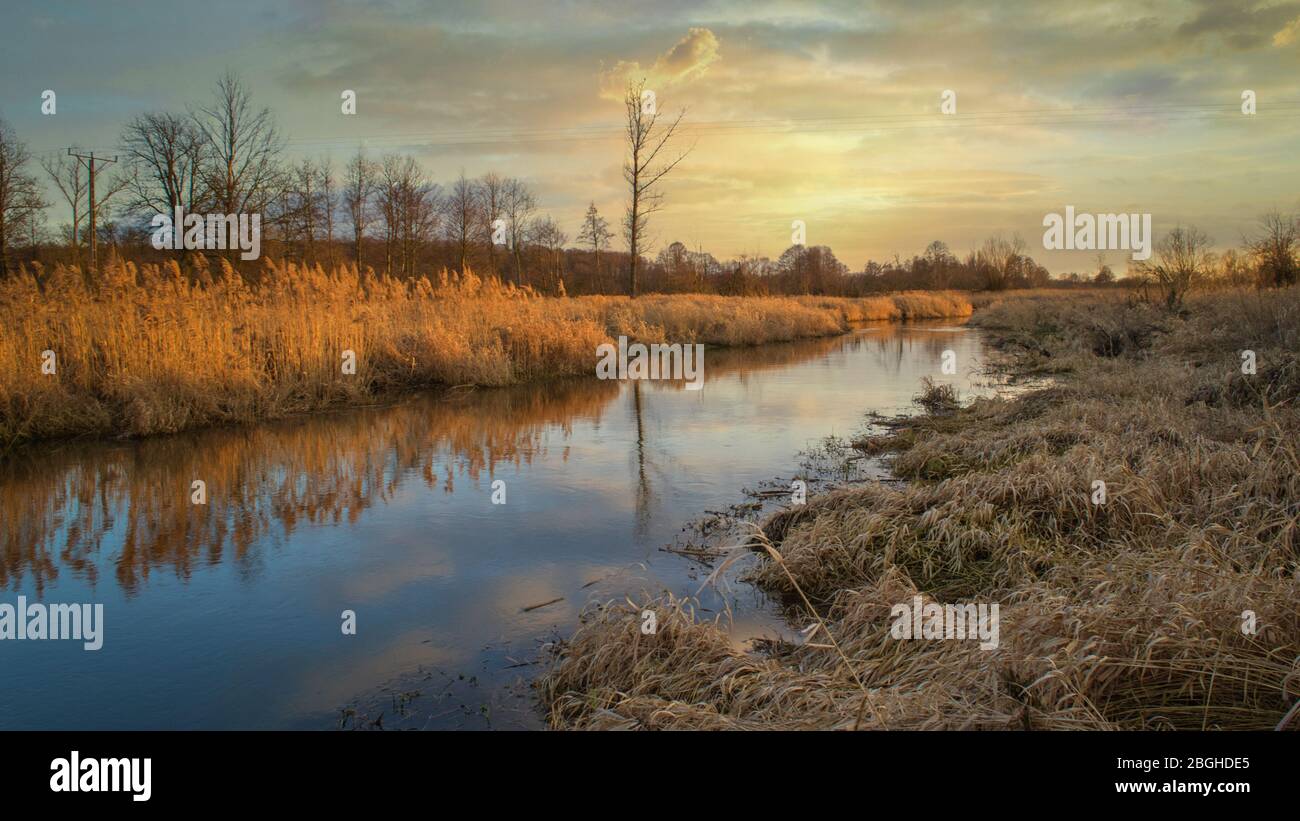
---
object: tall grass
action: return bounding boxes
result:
[542,287,1300,730]
[0,257,971,447]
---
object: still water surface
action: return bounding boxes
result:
[0,321,989,729]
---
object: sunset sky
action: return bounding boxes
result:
[3,0,1300,273]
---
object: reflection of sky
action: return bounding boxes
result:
[0,323,989,729]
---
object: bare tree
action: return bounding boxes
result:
[40,154,85,260]
[500,177,535,286]
[0,119,45,276]
[1245,211,1298,288]
[975,232,1026,291]
[377,154,439,278]
[292,158,316,262]
[1138,225,1214,308]
[622,78,690,296]
[577,201,613,282]
[923,240,955,289]
[444,170,477,274]
[285,157,332,264]
[476,172,505,280]
[121,112,206,219]
[319,157,335,270]
[192,71,284,258]
[530,214,567,290]
[377,154,401,276]
[20,188,46,253]
[41,152,122,271]
[343,147,374,269]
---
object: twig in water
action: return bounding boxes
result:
[521,597,564,613]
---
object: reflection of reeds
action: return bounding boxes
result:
[544,287,1300,731]
[0,258,971,446]
[0,376,617,596]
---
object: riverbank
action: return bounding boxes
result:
[541,287,1300,730]
[0,258,970,448]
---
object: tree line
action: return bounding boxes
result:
[1,72,1296,298]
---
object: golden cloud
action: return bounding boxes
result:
[1274,14,1300,46]
[600,27,720,100]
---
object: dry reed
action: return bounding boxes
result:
[0,257,971,447]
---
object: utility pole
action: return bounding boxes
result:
[67,148,118,273]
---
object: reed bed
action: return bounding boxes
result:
[0,258,971,447]
[797,291,973,322]
[542,287,1300,730]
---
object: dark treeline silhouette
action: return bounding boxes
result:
[2,72,1297,297]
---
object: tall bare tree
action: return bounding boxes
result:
[343,147,374,269]
[444,170,477,274]
[121,112,206,220]
[476,172,505,280]
[288,157,324,263]
[530,214,567,290]
[377,154,439,278]
[501,177,535,286]
[319,157,335,270]
[192,71,284,259]
[622,78,690,297]
[40,154,85,260]
[0,119,45,276]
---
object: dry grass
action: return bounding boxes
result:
[0,258,971,447]
[798,291,973,322]
[542,286,1300,730]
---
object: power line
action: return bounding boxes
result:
[24,99,1300,157]
[66,148,118,272]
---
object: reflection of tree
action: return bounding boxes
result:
[864,322,962,376]
[0,377,618,596]
[631,381,651,541]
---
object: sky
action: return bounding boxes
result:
[2,0,1299,273]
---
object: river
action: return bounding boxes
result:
[0,320,990,729]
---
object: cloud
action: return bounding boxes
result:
[1275,14,1300,45]
[1175,0,1300,50]
[600,27,720,99]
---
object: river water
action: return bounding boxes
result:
[0,321,989,729]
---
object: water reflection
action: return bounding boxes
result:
[1,331,879,597]
[0,322,988,729]
[1,378,619,596]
